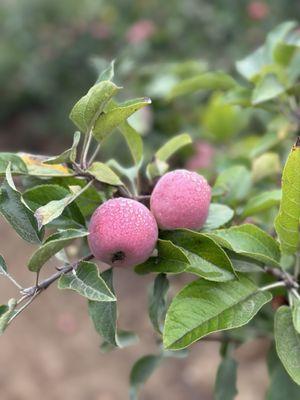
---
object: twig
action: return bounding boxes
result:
[88,143,101,166]
[259,281,286,292]
[81,131,93,169]
[2,271,23,290]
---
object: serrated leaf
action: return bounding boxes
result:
[27,229,88,272]
[23,184,85,229]
[275,306,300,385]
[87,162,122,186]
[44,131,81,164]
[162,230,236,282]
[163,275,272,350]
[0,153,28,176]
[168,71,237,99]
[135,239,190,275]
[275,141,300,254]
[70,81,120,132]
[88,268,137,349]
[241,190,281,218]
[129,354,163,400]
[119,121,143,166]
[148,274,169,334]
[0,166,43,243]
[0,298,17,334]
[202,203,234,230]
[58,261,115,301]
[214,355,238,400]
[206,224,281,267]
[292,298,300,334]
[214,165,252,206]
[92,97,151,142]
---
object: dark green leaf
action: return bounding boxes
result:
[275,306,300,385]
[44,131,81,164]
[0,255,7,275]
[214,355,238,400]
[0,167,43,243]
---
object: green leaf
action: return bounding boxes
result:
[292,298,300,334]
[163,275,272,350]
[129,354,163,400]
[241,190,281,218]
[236,46,269,80]
[0,153,28,176]
[27,229,88,272]
[155,133,192,162]
[206,224,281,267]
[214,166,252,206]
[88,268,137,349]
[162,230,236,282]
[92,97,151,142]
[266,345,300,399]
[0,298,17,334]
[0,166,43,243]
[44,131,81,164]
[87,162,122,186]
[148,274,169,334]
[252,74,285,105]
[202,203,234,230]
[58,261,115,302]
[275,306,300,385]
[168,71,237,99]
[96,59,115,83]
[135,239,190,275]
[70,80,120,132]
[275,142,300,254]
[214,355,238,400]
[119,121,143,166]
[146,134,192,180]
[23,184,85,229]
[0,255,7,275]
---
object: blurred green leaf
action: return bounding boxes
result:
[27,229,88,272]
[252,74,285,105]
[0,153,28,176]
[155,133,192,162]
[87,162,122,186]
[168,71,237,99]
[129,354,163,400]
[58,261,116,302]
[275,306,300,385]
[148,274,169,334]
[70,81,120,133]
[0,298,17,335]
[0,166,43,243]
[275,141,300,254]
[252,152,280,182]
[163,275,272,350]
[242,190,281,218]
[214,165,252,206]
[206,224,281,267]
[44,131,81,164]
[96,59,115,83]
[203,203,234,230]
[214,355,238,400]
[93,97,151,142]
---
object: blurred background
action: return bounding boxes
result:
[0,0,299,399]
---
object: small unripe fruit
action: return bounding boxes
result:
[88,198,158,268]
[150,169,211,230]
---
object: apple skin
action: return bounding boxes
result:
[150,169,211,230]
[88,198,158,268]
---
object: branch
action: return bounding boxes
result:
[264,266,299,290]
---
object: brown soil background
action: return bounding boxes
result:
[0,219,269,400]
